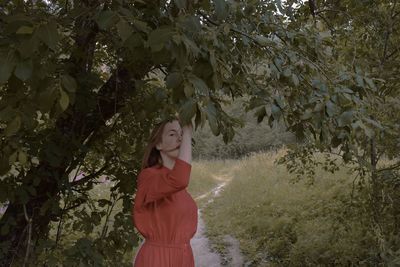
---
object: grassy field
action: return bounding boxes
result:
[201,149,377,266]
[46,150,382,266]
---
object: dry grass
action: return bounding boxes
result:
[201,149,374,266]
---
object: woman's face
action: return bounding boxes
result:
[156,120,183,159]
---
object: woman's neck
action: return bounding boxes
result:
[160,155,175,170]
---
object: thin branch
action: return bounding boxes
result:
[314,8,352,18]
[377,161,400,173]
[158,67,168,76]
[198,10,272,50]
[381,0,398,65]
[316,13,334,33]
[386,47,400,60]
[70,161,110,187]
[55,160,84,247]
[100,193,117,239]
[63,200,86,213]
[22,205,32,267]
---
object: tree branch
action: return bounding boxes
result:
[70,160,110,187]
[377,161,400,173]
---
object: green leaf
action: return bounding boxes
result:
[319,30,331,39]
[1,224,9,235]
[40,199,52,216]
[18,151,27,165]
[254,106,266,123]
[95,10,118,30]
[282,68,291,77]
[214,0,228,20]
[355,74,364,87]
[254,35,270,46]
[0,51,16,84]
[147,27,174,52]
[300,109,313,120]
[363,117,383,130]
[343,151,352,163]
[36,22,60,51]
[61,74,77,92]
[33,176,41,186]
[14,60,33,81]
[98,199,112,207]
[189,74,208,96]
[38,87,56,112]
[325,100,339,117]
[337,110,353,127]
[16,26,33,34]
[184,82,195,97]
[313,102,324,112]
[209,50,217,70]
[246,97,265,111]
[206,102,219,135]
[18,37,39,58]
[274,96,286,109]
[4,115,21,137]
[355,120,374,138]
[9,151,18,164]
[181,15,201,33]
[166,72,182,89]
[59,89,69,111]
[117,19,132,42]
[18,188,30,204]
[364,77,377,91]
[194,104,202,130]
[27,186,36,196]
[174,0,187,9]
[132,19,150,33]
[292,74,299,86]
[271,103,281,121]
[179,98,197,124]
[181,35,200,57]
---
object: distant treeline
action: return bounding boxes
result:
[193,97,296,160]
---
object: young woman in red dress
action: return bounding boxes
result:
[132,117,198,267]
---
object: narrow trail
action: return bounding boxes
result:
[190,169,245,267]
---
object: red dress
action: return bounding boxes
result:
[132,158,198,267]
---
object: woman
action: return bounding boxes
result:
[132,117,198,267]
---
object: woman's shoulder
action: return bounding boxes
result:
[137,165,164,187]
[139,165,164,177]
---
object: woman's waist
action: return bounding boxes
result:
[144,239,191,249]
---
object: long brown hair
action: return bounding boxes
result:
[140,116,179,171]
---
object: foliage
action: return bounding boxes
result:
[277,1,400,263]
[193,96,295,160]
[0,0,397,265]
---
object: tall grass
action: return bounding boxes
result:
[202,149,377,266]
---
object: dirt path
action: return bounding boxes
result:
[191,171,245,267]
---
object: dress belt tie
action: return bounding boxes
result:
[145,239,190,249]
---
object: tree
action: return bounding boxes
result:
[278,0,400,263]
[0,0,383,265]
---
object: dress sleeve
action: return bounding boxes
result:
[138,158,192,207]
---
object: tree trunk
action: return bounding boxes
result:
[370,136,381,225]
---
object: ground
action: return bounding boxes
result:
[191,169,245,267]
